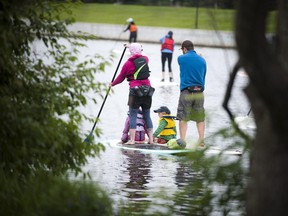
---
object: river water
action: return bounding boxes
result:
[36,39,253,215]
[74,40,253,215]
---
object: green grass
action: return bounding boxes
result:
[65,3,276,32]
[66,3,235,31]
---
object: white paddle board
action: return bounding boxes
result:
[105,141,242,156]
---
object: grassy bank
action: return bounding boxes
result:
[66,3,235,31]
[64,3,276,32]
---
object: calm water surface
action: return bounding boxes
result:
[36,39,251,215]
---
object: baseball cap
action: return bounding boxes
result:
[153,106,171,114]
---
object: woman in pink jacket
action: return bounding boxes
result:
[111,43,154,144]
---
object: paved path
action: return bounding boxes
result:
[67,22,235,48]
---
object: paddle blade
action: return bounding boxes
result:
[84,132,94,144]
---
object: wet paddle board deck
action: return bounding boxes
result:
[108,142,242,156]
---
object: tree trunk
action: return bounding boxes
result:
[235,0,288,215]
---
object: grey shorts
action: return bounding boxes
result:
[176,90,205,122]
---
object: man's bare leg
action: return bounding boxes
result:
[179,120,188,141]
[196,121,205,146]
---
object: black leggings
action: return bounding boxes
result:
[161,52,173,72]
[129,32,137,43]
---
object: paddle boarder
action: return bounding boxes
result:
[124,18,138,43]
[160,31,175,82]
[176,40,207,147]
[110,43,154,145]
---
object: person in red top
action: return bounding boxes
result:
[124,18,138,43]
[160,31,175,82]
[110,43,154,145]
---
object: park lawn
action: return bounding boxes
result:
[65,3,236,31]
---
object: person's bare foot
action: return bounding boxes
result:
[197,140,205,148]
[125,140,135,145]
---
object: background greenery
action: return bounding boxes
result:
[80,0,238,9]
[0,0,114,214]
[65,3,276,32]
[67,3,235,30]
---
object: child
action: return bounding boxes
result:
[120,108,148,144]
[153,106,177,144]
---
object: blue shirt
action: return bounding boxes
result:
[177,50,206,91]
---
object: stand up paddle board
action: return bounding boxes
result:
[107,141,242,156]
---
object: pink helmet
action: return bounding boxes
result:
[129,43,142,55]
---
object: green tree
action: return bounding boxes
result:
[234,0,288,214]
[0,0,113,214]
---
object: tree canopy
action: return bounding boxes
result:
[0,0,113,214]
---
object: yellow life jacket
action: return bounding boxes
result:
[159,116,176,136]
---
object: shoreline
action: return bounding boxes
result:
[67,22,236,49]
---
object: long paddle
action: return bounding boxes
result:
[247,108,252,116]
[84,46,127,143]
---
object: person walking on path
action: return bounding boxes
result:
[153,106,177,144]
[110,43,154,144]
[124,18,138,43]
[160,31,175,82]
[176,40,207,147]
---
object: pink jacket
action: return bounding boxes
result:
[121,111,148,143]
[111,54,151,88]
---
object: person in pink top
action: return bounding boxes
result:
[120,108,148,144]
[111,43,154,144]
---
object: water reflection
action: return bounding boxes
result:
[175,159,195,188]
[121,149,152,197]
[174,158,210,215]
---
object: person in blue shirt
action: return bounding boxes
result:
[160,31,175,82]
[176,40,207,147]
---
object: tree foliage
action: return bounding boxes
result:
[0,0,113,214]
[235,0,288,214]
[0,0,110,177]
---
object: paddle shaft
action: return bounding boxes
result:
[89,46,127,134]
[247,108,252,116]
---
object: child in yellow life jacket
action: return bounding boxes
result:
[153,106,177,144]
